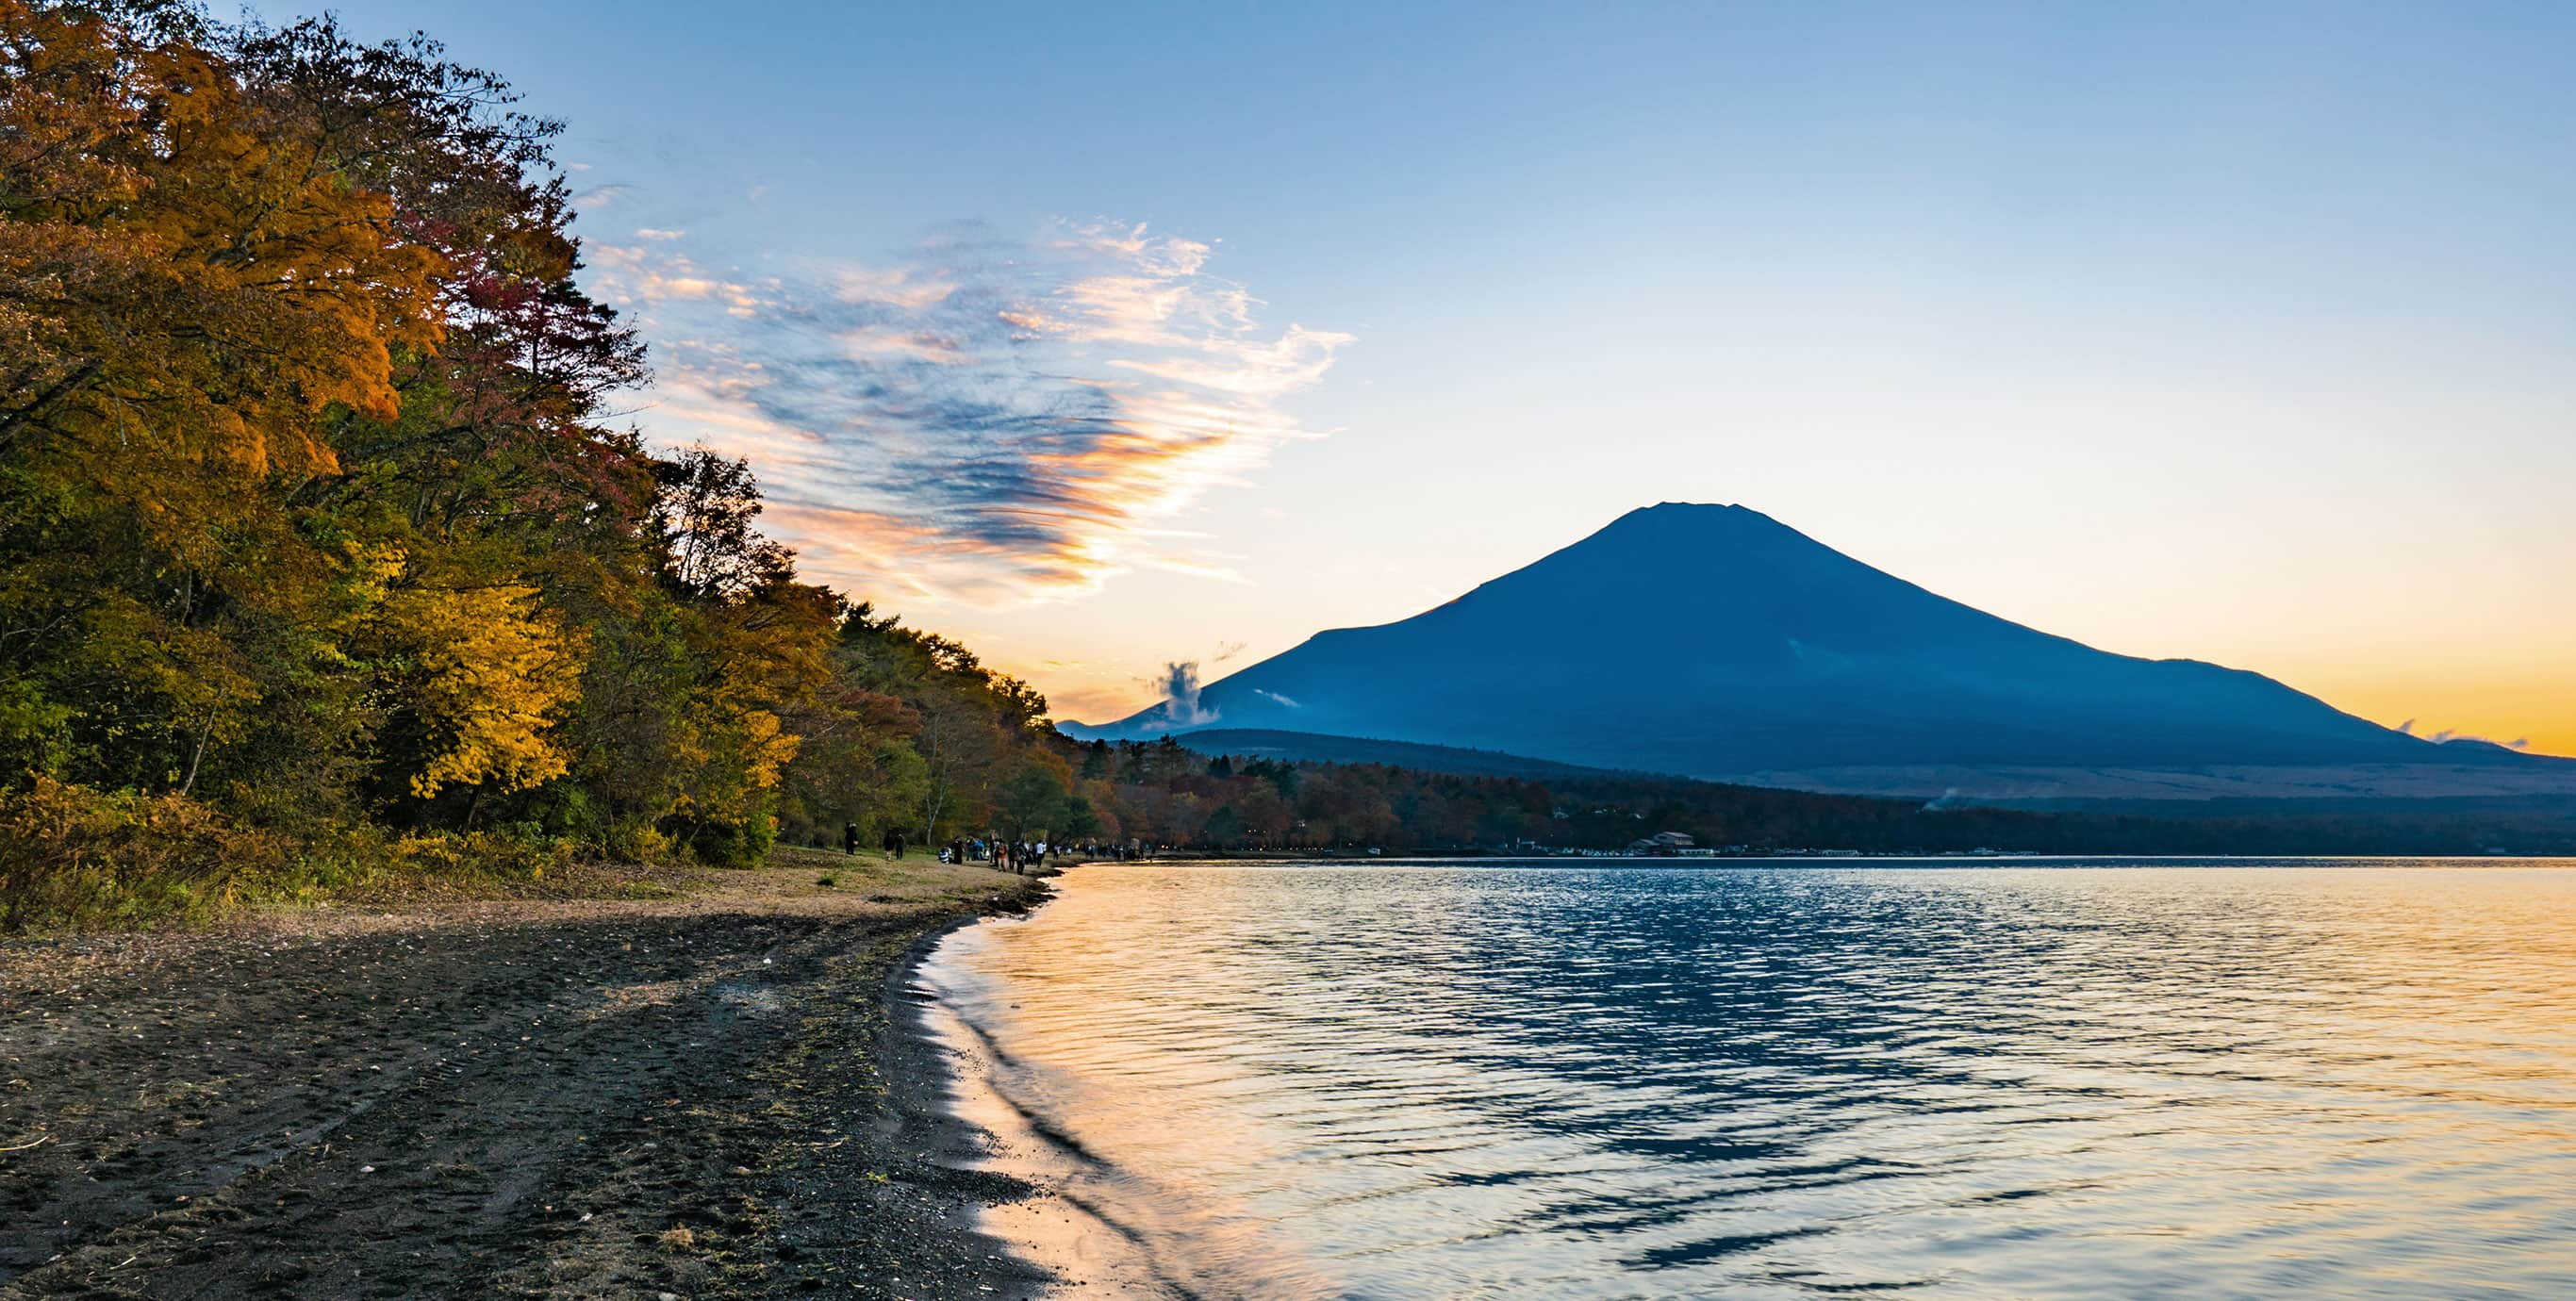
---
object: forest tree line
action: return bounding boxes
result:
[0,2,1120,924]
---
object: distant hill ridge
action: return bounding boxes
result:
[1066,503,2571,799]
[1154,729,1643,781]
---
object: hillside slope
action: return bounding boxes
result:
[1072,503,2562,796]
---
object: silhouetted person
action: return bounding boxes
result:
[843,822,859,856]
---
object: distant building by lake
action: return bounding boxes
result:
[1626,831,1700,856]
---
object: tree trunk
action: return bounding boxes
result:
[920,774,947,848]
[176,706,216,799]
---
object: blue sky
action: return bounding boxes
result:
[314,0,2576,749]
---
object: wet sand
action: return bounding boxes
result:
[0,850,1063,1299]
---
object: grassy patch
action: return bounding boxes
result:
[0,778,702,933]
[0,782,1035,934]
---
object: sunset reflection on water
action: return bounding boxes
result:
[922,861,2576,1298]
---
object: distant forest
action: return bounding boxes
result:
[973,739,2576,859]
[1,6,2560,930]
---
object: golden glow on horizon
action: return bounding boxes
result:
[2312,673,2576,762]
[972,619,2576,762]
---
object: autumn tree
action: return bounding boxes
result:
[1,3,1138,920]
[3,1,443,800]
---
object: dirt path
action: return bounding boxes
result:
[0,853,1052,1299]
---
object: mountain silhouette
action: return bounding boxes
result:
[1069,503,2549,791]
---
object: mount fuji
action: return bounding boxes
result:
[1066,503,2569,799]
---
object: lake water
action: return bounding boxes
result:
[918,860,2576,1298]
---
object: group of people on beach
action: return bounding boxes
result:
[938,837,1162,871]
[947,837,1052,873]
[838,822,1158,871]
[841,824,910,858]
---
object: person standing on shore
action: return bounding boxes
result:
[843,822,859,855]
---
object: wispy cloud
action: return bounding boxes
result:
[587,220,1349,601]
[2426,728,2532,750]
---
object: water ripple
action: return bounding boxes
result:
[923,860,2576,1298]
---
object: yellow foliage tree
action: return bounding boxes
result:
[1,1,446,539]
[378,584,584,798]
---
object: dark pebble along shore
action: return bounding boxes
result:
[0,857,1056,1300]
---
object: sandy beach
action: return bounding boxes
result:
[0,851,1064,1300]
